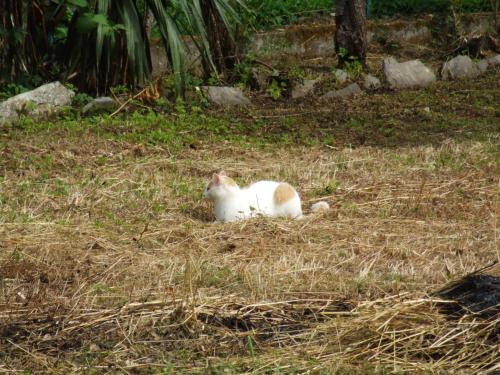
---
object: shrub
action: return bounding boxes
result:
[371,0,491,17]
[245,0,333,29]
[244,0,493,29]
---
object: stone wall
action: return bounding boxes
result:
[150,13,496,77]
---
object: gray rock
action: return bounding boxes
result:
[323,83,362,99]
[292,79,320,99]
[364,74,382,90]
[202,86,251,106]
[487,54,500,67]
[82,97,117,114]
[441,55,479,80]
[383,57,436,89]
[335,69,349,84]
[0,81,74,125]
[477,59,489,74]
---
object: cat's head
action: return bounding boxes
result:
[203,171,239,201]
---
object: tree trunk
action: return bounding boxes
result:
[334,0,367,68]
[200,0,237,81]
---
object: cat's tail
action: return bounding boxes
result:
[310,201,330,213]
[295,201,330,220]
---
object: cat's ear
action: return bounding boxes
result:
[219,170,227,176]
[212,173,222,185]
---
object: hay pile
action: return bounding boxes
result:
[2,283,498,372]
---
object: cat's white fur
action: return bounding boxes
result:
[203,172,330,222]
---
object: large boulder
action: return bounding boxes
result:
[323,83,362,99]
[441,55,479,80]
[202,86,251,106]
[383,57,436,89]
[0,82,74,125]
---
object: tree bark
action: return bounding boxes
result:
[334,0,367,68]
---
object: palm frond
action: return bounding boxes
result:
[146,0,187,96]
[1,0,245,96]
[66,0,152,93]
[95,0,111,70]
[213,0,244,33]
[182,0,218,73]
[199,0,242,80]
[116,0,152,86]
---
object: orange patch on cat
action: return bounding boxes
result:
[274,183,296,205]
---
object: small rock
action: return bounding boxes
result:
[202,86,251,106]
[477,59,489,74]
[323,83,362,99]
[0,81,74,125]
[441,55,479,80]
[383,57,436,89]
[82,97,117,114]
[292,79,320,99]
[335,69,349,84]
[364,74,381,90]
[487,54,500,67]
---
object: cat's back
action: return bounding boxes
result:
[246,180,281,194]
[246,180,300,198]
[245,180,300,210]
[240,180,276,211]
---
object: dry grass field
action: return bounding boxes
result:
[1,70,499,373]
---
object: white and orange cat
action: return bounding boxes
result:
[203,172,329,222]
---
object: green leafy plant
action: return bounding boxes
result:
[72,92,94,107]
[266,75,287,100]
[338,47,363,79]
[234,58,254,88]
[0,83,30,100]
[206,72,221,86]
[244,0,333,29]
